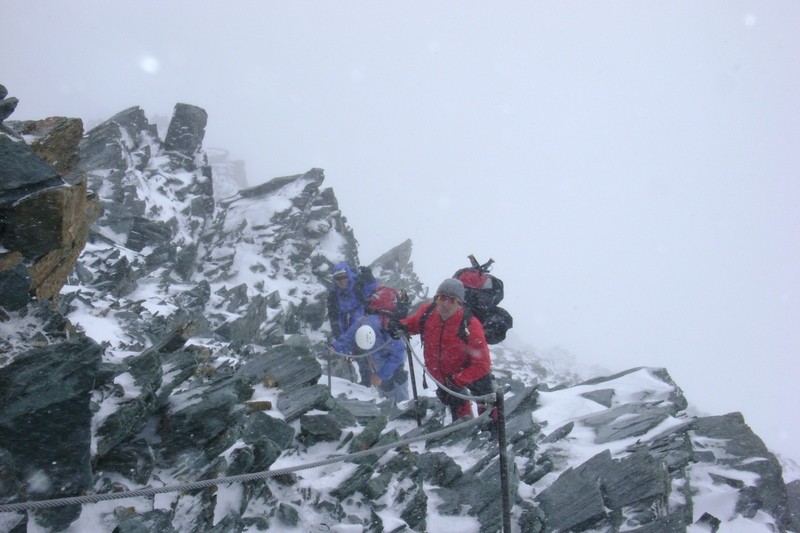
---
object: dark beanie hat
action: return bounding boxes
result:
[436,278,465,302]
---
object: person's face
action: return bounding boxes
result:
[334,274,348,288]
[435,293,460,320]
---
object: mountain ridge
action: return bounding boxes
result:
[0,90,798,532]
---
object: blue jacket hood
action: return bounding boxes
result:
[332,261,355,289]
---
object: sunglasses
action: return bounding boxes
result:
[436,294,459,304]
[333,274,348,281]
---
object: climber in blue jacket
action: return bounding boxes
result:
[330,286,410,403]
[326,261,377,339]
[332,313,410,404]
[327,262,378,385]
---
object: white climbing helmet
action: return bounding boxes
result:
[355,324,376,350]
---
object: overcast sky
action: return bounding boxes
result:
[3,1,799,462]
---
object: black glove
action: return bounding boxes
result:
[387,319,407,340]
[358,266,375,283]
[394,289,410,319]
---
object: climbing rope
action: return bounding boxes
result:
[403,337,497,404]
[327,338,393,359]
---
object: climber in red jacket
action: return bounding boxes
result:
[395,278,495,422]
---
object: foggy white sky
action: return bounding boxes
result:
[3,1,799,462]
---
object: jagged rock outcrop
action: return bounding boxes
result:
[1,92,797,532]
[164,103,208,163]
[0,85,99,312]
[369,238,428,302]
[527,366,793,532]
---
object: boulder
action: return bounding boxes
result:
[235,343,322,390]
[164,103,207,158]
[0,336,102,530]
[276,384,335,422]
[7,116,84,182]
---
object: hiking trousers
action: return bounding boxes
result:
[436,373,496,421]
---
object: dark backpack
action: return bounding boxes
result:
[452,255,513,344]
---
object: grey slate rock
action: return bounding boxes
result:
[276,384,335,422]
[164,103,207,157]
[0,336,102,531]
[583,402,673,444]
[0,134,63,208]
[250,436,282,471]
[214,293,269,346]
[626,512,688,532]
[0,262,32,311]
[94,440,156,485]
[157,373,253,456]
[541,421,574,444]
[416,451,463,487]
[95,347,164,456]
[327,402,359,429]
[334,398,384,424]
[0,96,18,122]
[693,512,721,532]
[299,413,342,446]
[690,412,791,529]
[399,482,428,531]
[235,342,322,390]
[127,215,173,252]
[276,502,300,527]
[348,415,388,455]
[787,480,800,532]
[331,463,374,500]
[601,449,669,510]
[581,387,615,407]
[626,422,694,472]
[226,446,255,476]
[535,451,611,532]
[0,447,21,503]
[241,411,295,450]
[467,455,521,533]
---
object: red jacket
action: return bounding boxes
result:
[402,303,491,387]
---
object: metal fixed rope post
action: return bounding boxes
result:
[404,337,422,426]
[327,350,332,391]
[496,386,512,533]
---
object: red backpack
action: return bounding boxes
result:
[452,255,513,344]
[367,286,410,318]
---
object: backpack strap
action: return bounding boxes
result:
[458,307,472,343]
[418,303,436,342]
[419,303,471,344]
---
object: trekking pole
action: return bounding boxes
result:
[403,338,422,427]
[496,387,511,533]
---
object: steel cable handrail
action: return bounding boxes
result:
[0,409,491,513]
